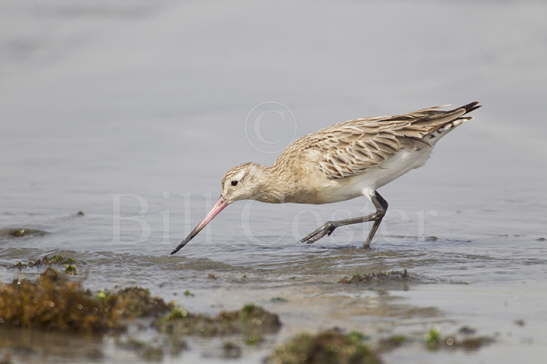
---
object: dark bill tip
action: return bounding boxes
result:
[170,197,228,255]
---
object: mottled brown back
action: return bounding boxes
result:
[272,102,480,179]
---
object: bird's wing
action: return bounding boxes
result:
[278,103,479,180]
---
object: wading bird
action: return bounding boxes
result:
[171,102,481,254]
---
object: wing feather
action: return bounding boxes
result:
[272,103,479,180]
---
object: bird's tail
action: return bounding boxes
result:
[425,101,481,143]
[454,101,482,114]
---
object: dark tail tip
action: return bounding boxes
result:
[459,101,481,114]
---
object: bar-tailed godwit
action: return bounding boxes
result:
[171,101,481,254]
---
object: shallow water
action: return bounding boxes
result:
[1,0,547,363]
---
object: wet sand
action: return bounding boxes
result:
[1,233,546,363]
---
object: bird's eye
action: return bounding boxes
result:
[231,180,238,186]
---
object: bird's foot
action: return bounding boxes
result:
[300,222,337,244]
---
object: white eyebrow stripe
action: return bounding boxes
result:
[233,170,246,181]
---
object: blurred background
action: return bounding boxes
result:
[0,0,546,256]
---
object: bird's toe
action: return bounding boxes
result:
[300,231,323,244]
[300,223,336,244]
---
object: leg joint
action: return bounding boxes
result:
[372,191,389,215]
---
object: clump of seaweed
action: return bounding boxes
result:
[155,303,281,338]
[64,264,77,275]
[11,255,78,269]
[377,335,408,352]
[338,270,410,285]
[265,328,382,364]
[424,328,494,351]
[163,307,188,321]
[0,268,107,332]
[0,269,284,361]
[183,290,194,297]
[458,326,477,335]
[0,268,171,333]
[424,328,442,349]
[455,336,495,351]
[0,228,47,239]
[105,287,171,321]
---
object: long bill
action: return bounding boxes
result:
[170,197,228,255]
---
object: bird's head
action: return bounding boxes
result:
[170,162,265,254]
[220,162,265,204]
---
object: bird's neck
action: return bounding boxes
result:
[252,165,290,203]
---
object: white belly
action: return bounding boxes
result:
[317,147,432,203]
[358,148,432,190]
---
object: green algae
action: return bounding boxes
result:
[164,306,189,320]
[183,290,194,297]
[43,255,77,265]
[347,331,370,342]
[375,329,493,353]
[377,335,408,352]
[64,264,77,275]
[0,228,47,239]
[265,328,382,364]
[155,303,281,338]
[424,328,494,351]
[425,328,441,349]
[11,255,78,269]
[338,270,410,285]
[426,335,494,351]
[96,290,108,300]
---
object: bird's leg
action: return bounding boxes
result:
[363,192,388,248]
[300,191,388,248]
